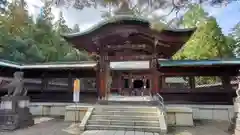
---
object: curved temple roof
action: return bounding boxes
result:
[62,15,195,38]
[62,15,196,57]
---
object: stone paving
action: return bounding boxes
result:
[0,117,232,135]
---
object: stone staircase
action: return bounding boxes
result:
[81,105,167,134]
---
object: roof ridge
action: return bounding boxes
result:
[61,16,196,38]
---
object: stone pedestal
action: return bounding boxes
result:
[234,98,240,135]
[0,96,34,131]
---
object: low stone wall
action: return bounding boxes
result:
[29,103,72,116]
[29,103,91,117]
[166,106,194,126]
[64,105,89,122]
[29,103,234,124]
[167,104,234,121]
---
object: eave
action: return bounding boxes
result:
[61,15,196,57]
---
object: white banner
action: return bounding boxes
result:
[73,79,80,103]
[73,91,79,103]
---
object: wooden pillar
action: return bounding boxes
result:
[150,39,159,95]
[98,55,106,99]
[95,42,102,100]
[222,75,231,89]
[189,76,195,89]
[129,73,133,89]
[221,74,232,104]
[150,59,159,95]
[94,40,108,100]
[97,46,110,100]
[105,60,111,99]
[41,73,48,92]
[68,72,73,91]
[96,62,100,99]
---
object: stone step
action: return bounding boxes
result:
[91,115,159,121]
[94,106,158,112]
[92,110,158,116]
[85,124,164,133]
[94,109,158,113]
[87,119,160,127]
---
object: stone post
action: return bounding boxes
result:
[229,79,240,134]
[235,85,240,135]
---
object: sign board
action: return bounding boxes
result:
[73,79,80,103]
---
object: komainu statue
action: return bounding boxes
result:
[3,71,27,96]
[0,71,34,131]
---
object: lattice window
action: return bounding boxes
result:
[194,76,222,88]
[47,78,96,91]
[162,76,190,89]
[48,78,69,90]
[80,78,96,91]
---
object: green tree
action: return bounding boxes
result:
[55,0,232,12]
[174,17,233,60]
[225,35,236,56]
[180,4,209,28]
[52,0,235,24]
[230,23,240,56]
[54,11,71,33]
[0,1,90,63]
[41,1,54,26]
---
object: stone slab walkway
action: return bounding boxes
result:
[0,118,232,135]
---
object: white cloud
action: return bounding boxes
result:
[25,0,44,7]
[204,6,223,17]
[25,0,44,20]
[24,0,105,30]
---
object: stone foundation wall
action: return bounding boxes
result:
[167,104,234,121]
[29,103,234,123]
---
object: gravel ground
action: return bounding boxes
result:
[0,118,232,135]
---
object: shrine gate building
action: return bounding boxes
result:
[62,16,195,99]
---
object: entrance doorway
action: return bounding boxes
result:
[133,80,144,89]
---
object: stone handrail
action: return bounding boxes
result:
[156,93,167,115]
[79,107,94,131]
[157,93,164,104]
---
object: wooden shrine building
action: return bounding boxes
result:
[62,16,195,99]
[0,16,240,104]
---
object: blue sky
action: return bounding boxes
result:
[213,1,240,34]
[25,0,240,35]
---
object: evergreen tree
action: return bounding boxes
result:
[41,1,54,26]
[54,11,71,33]
[180,4,209,28]
[0,1,91,63]
[230,23,240,56]
[174,17,233,60]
